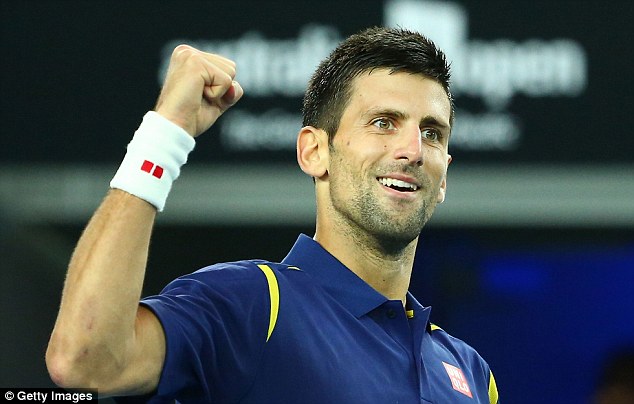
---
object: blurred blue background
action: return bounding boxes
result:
[2,1,633,402]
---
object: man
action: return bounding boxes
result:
[47,27,499,403]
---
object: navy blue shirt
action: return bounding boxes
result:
[139,234,499,403]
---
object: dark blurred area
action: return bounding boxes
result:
[592,348,634,404]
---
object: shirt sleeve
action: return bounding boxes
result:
[139,261,272,403]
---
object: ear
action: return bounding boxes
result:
[297,126,329,179]
[436,154,452,204]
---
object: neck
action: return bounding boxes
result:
[314,220,417,306]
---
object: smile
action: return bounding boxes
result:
[377,177,419,192]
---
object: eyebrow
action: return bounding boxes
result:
[420,115,451,131]
[363,107,408,121]
[364,108,451,131]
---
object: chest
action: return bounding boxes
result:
[243,296,487,403]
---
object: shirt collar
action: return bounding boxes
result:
[282,234,393,318]
[406,291,432,327]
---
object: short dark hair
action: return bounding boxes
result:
[302,26,454,142]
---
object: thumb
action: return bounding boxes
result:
[205,80,244,112]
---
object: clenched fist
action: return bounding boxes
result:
[155,45,243,137]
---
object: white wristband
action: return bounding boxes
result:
[110,111,196,211]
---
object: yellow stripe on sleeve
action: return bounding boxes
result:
[257,264,280,342]
[488,370,499,404]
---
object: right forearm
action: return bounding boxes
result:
[47,189,156,386]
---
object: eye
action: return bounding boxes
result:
[421,128,441,142]
[372,118,396,131]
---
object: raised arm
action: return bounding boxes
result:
[45,45,243,396]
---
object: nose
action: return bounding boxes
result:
[394,126,423,166]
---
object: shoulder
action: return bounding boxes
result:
[138,260,293,402]
[146,260,307,312]
[428,324,499,402]
[429,323,492,376]
[160,259,295,291]
[192,260,300,278]
[140,259,295,348]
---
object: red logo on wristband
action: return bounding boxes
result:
[141,160,164,179]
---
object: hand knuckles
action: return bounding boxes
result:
[172,44,194,57]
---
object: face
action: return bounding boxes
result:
[324,69,452,246]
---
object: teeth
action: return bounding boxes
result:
[378,177,418,191]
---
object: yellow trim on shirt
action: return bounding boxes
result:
[488,370,499,404]
[257,264,280,342]
[430,323,442,331]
